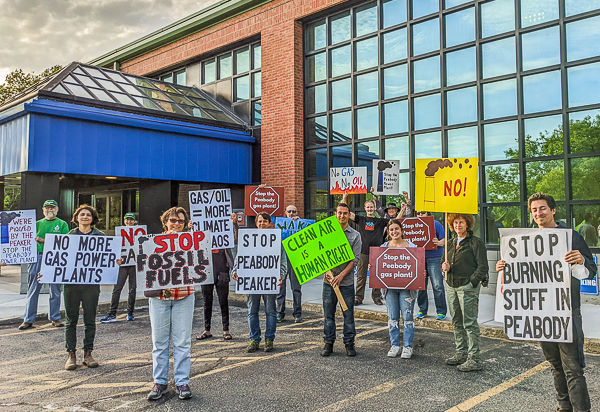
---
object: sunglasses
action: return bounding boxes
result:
[168,218,185,224]
[417,212,427,215]
[287,210,297,213]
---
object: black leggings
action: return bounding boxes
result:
[201,283,230,331]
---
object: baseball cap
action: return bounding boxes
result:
[124,213,137,220]
[43,200,58,208]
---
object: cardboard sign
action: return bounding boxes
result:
[330,167,367,194]
[136,231,213,291]
[0,210,37,264]
[415,158,478,214]
[368,247,425,289]
[40,234,121,284]
[244,186,285,216]
[235,229,282,294]
[274,217,316,240]
[495,228,572,343]
[189,189,234,249]
[397,216,437,250]
[372,160,400,195]
[115,225,147,267]
[283,216,355,285]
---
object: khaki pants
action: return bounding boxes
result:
[446,282,480,361]
[355,253,381,303]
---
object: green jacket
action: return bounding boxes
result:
[442,231,489,289]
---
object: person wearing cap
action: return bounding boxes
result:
[374,191,413,219]
[18,200,69,330]
[101,213,139,323]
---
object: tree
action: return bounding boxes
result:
[0,65,62,106]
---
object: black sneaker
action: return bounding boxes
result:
[147,383,168,401]
[176,384,192,400]
[345,343,356,357]
[321,342,333,357]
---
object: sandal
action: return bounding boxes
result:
[223,332,233,341]
[196,331,213,340]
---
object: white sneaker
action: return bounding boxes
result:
[401,346,413,359]
[387,345,401,358]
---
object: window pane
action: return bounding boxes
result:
[445,0,470,8]
[448,126,478,157]
[520,0,559,28]
[568,62,600,108]
[161,74,173,84]
[569,109,600,154]
[356,140,380,171]
[413,0,438,19]
[235,49,249,74]
[483,79,517,120]
[384,135,410,167]
[357,106,380,139]
[523,70,562,114]
[447,86,477,125]
[64,83,93,99]
[331,78,352,110]
[356,71,379,105]
[355,3,378,37]
[384,100,409,135]
[307,52,327,83]
[415,131,442,159]
[332,144,353,166]
[383,28,407,64]
[307,180,329,210]
[383,0,407,28]
[485,206,522,244]
[383,64,408,99]
[524,114,563,157]
[307,20,326,51]
[485,164,520,202]
[218,55,232,79]
[306,116,328,146]
[572,156,600,199]
[446,47,476,86]
[572,205,600,247]
[414,93,441,130]
[445,8,475,47]
[413,55,440,93]
[306,84,327,114]
[521,26,560,71]
[355,37,379,71]
[412,18,440,56]
[566,16,600,62]
[481,37,516,79]
[253,72,261,98]
[330,12,351,45]
[484,120,519,161]
[235,75,249,101]
[480,0,515,38]
[176,71,186,85]
[526,159,564,200]
[330,45,351,77]
[565,0,600,17]
[306,148,328,178]
[331,111,352,142]
[253,44,262,69]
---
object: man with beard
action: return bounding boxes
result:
[19,200,70,330]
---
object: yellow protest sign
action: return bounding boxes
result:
[415,158,479,214]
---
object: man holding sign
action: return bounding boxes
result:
[496,193,597,412]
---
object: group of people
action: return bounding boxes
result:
[15,189,598,411]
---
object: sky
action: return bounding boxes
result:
[0,0,220,84]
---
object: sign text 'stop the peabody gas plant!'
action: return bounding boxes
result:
[244,186,285,216]
[368,246,425,290]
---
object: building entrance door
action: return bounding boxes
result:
[93,192,122,235]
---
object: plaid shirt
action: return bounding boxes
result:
[158,287,195,301]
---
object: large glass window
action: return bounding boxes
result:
[568,62,600,108]
[413,0,438,19]
[384,135,410,166]
[566,16,600,62]
[383,0,407,28]
[520,0,559,28]
[446,47,477,86]
[484,121,519,161]
[565,0,600,17]
[414,93,441,130]
[330,45,351,77]
[445,7,475,48]
[355,3,378,37]
[569,109,600,154]
[383,64,408,99]
[413,56,440,93]
[331,78,352,110]
[524,114,563,158]
[384,100,409,135]
[446,86,477,126]
[448,126,478,157]
[383,28,407,63]
[355,37,379,71]
[480,0,515,38]
[412,18,440,56]
[522,70,562,114]
[414,131,442,159]
[307,52,327,83]
[356,71,379,105]
[481,37,516,79]
[521,26,560,71]
[356,106,380,138]
[483,79,518,120]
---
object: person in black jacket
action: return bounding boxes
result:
[441,213,488,372]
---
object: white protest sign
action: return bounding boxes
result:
[115,225,147,267]
[40,234,122,284]
[497,228,572,343]
[235,229,281,295]
[372,160,400,195]
[0,210,37,264]
[189,189,234,250]
[136,231,213,291]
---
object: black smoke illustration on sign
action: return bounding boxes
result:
[425,159,453,176]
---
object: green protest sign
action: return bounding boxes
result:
[283,215,355,285]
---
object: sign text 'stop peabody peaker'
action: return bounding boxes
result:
[244,186,285,216]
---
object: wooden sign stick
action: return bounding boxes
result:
[325,270,349,311]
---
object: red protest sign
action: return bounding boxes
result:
[368,247,425,290]
[244,186,285,216]
[397,216,437,250]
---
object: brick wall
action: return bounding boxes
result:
[120,0,353,218]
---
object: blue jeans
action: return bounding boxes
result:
[247,294,277,342]
[417,258,447,316]
[149,294,194,386]
[386,289,417,348]
[322,283,355,344]
[276,261,302,319]
[24,253,62,323]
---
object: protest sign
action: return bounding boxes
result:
[397,216,437,250]
[244,186,285,216]
[368,247,425,289]
[274,217,316,240]
[40,234,121,284]
[115,225,147,267]
[495,228,573,343]
[372,160,400,195]
[283,216,355,285]
[189,189,234,249]
[415,158,478,214]
[136,231,213,291]
[235,229,282,294]
[0,210,37,264]
[330,167,367,194]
